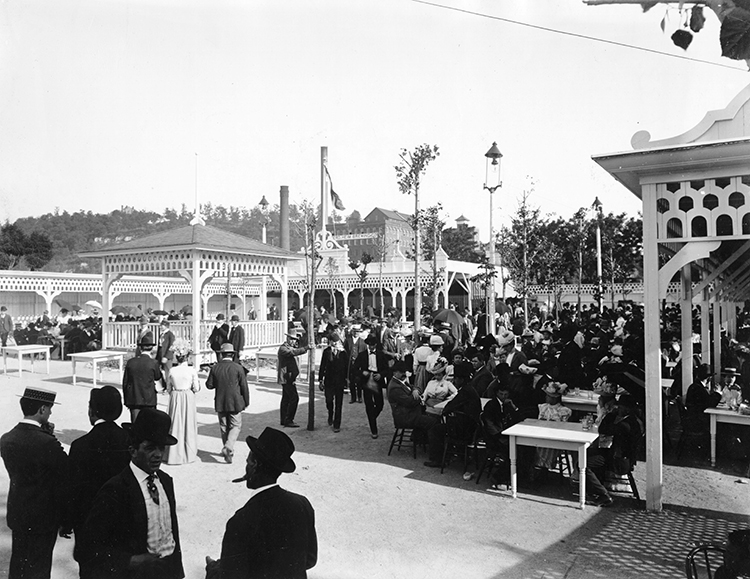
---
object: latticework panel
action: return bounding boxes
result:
[103,250,286,276]
[656,175,750,240]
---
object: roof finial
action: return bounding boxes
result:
[190,152,205,226]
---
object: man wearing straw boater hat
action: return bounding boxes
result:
[1,387,67,579]
[206,427,317,578]
[123,335,163,422]
[79,408,184,579]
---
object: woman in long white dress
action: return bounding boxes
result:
[165,344,200,465]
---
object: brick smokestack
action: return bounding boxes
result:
[280,185,290,251]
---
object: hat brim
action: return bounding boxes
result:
[245,435,296,473]
[17,394,60,405]
[122,423,178,446]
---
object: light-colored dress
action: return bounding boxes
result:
[422,378,458,408]
[165,362,201,465]
[413,345,433,394]
[534,402,573,469]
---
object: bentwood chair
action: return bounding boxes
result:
[684,542,726,578]
[388,427,417,458]
[440,411,476,474]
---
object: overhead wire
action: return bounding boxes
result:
[411,0,747,72]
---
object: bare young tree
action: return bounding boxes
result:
[395,144,440,326]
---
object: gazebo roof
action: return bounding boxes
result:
[80,223,301,260]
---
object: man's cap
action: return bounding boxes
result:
[245,427,295,473]
[230,314,240,322]
[220,343,235,353]
[286,329,301,339]
[124,408,177,446]
[521,329,535,338]
[429,335,444,346]
[216,313,226,321]
[438,322,451,331]
[0,306,6,312]
[19,387,59,405]
[90,386,122,421]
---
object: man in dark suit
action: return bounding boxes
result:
[157,320,176,389]
[0,305,14,347]
[354,334,389,439]
[62,386,131,575]
[228,315,245,363]
[344,324,367,404]
[277,330,309,428]
[208,427,317,579]
[79,409,184,579]
[208,313,230,363]
[468,351,493,398]
[1,387,68,579]
[318,332,348,432]
[206,343,250,464]
[123,338,163,422]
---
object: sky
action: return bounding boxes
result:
[0,0,748,243]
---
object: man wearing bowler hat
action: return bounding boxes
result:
[228,315,245,363]
[135,316,154,357]
[277,329,309,428]
[1,387,68,579]
[206,343,250,463]
[79,408,184,579]
[123,337,163,422]
[209,313,230,363]
[207,427,317,579]
[63,386,131,576]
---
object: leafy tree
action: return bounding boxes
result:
[349,253,373,313]
[442,224,485,263]
[0,224,53,270]
[585,0,750,65]
[395,144,440,323]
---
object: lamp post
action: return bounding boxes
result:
[259,195,270,244]
[592,196,603,314]
[484,142,503,336]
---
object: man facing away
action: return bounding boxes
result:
[78,408,184,579]
[206,343,251,464]
[1,387,68,579]
[277,329,309,428]
[122,338,163,422]
[207,427,317,579]
[62,386,131,577]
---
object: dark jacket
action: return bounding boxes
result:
[442,383,482,424]
[318,346,348,388]
[277,343,307,385]
[220,485,317,579]
[353,349,389,389]
[209,323,230,352]
[228,325,245,358]
[122,354,163,408]
[206,359,250,413]
[157,330,176,363]
[386,377,423,428]
[470,365,493,398]
[79,466,184,579]
[0,422,68,533]
[66,421,131,547]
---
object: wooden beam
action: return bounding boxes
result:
[692,239,750,298]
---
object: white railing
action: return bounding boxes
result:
[103,321,285,353]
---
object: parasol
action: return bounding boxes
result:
[153,310,168,316]
[180,305,193,315]
[432,308,464,344]
[128,306,144,318]
[85,300,102,309]
[110,305,129,315]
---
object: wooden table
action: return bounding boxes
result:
[705,406,750,467]
[2,345,52,377]
[562,391,599,414]
[70,351,125,387]
[425,397,491,416]
[253,348,281,382]
[502,419,599,509]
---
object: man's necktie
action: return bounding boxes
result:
[146,474,160,505]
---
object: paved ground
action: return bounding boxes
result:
[0,353,748,579]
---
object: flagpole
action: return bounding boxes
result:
[321,146,328,232]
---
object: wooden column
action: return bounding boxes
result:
[680,265,694,395]
[642,183,663,511]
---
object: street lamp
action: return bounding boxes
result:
[592,196,603,314]
[259,195,270,244]
[484,142,503,336]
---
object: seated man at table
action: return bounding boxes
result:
[482,379,523,488]
[386,360,444,468]
[685,363,721,432]
[581,394,642,507]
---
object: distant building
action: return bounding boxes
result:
[333,207,415,263]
